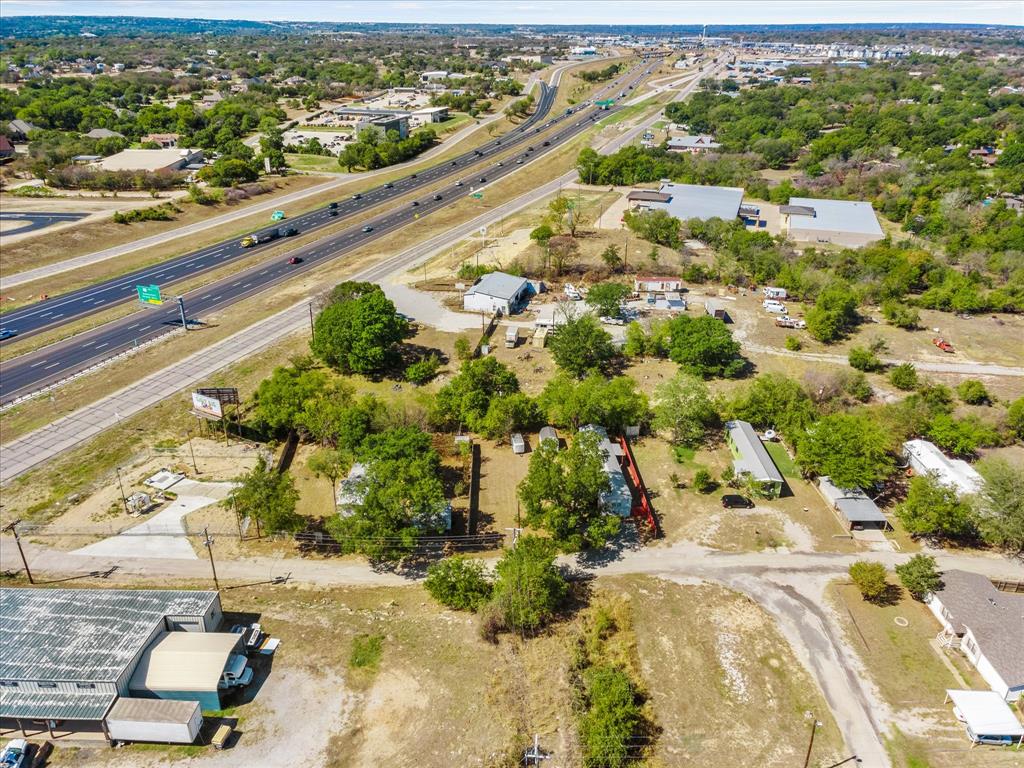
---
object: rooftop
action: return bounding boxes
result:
[785,197,883,237]
[0,689,116,722]
[95,148,200,173]
[667,135,721,150]
[579,425,633,518]
[933,570,1024,689]
[903,439,983,497]
[945,689,1024,739]
[129,631,241,694]
[818,476,887,525]
[465,271,530,301]
[0,588,218,683]
[647,182,744,222]
[726,420,784,484]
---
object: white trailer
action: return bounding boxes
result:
[511,433,526,454]
[106,698,202,744]
[505,326,518,348]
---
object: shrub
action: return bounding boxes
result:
[956,380,990,405]
[424,556,493,611]
[578,665,642,768]
[849,560,890,602]
[349,634,383,669]
[881,299,920,329]
[692,468,714,493]
[112,202,180,224]
[888,363,918,391]
[454,336,473,361]
[784,335,802,351]
[895,554,941,600]
[405,354,441,385]
[848,346,883,372]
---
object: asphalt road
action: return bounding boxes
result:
[0,62,657,403]
[0,211,90,235]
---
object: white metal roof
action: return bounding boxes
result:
[107,697,201,724]
[946,690,1024,737]
[465,271,530,301]
[818,476,888,524]
[129,632,241,693]
[903,439,983,496]
[646,182,744,222]
[786,197,883,237]
[726,420,784,484]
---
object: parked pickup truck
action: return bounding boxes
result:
[240,228,280,248]
[774,316,806,329]
[219,653,254,689]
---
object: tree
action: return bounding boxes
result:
[653,372,718,446]
[881,299,920,329]
[956,380,990,405]
[433,357,520,433]
[251,365,327,435]
[806,283,858,343]
[848,347,883,372]
[797,413,894,488]
[311,286,408,374]
[549,315,615,377]
[579,665,643,768]
[547,235,580,276]
[927,413,1000,456]
[724,373,817,442]
[530,223,554,248]
[586,282,631,318]
[623,208,681,248]
[480,393,542,440]
[896,474,976,540]
[895,554,942,600]
[692,468,714,493]
[518,429,619,551]
[307,448,349,510]
[973,458,1024,556]
[666,315,744,378]
[600,244,623,273]
[229,456,304,534]
[454,336,473,361]
[1009,397,1024,440]
[538,373,649,433]
[490,536,568,634]
[888,363,919,391]
[849,560,890,602]
[547,195,582,237]
[424,556,493,611]
[405,354,441,385]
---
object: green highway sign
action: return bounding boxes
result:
[470,192,483,199]
[136,284,163,305]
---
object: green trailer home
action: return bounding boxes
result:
[725,420,784,498]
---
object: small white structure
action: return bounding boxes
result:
[928,570,1024,702]
[944,689,1024,747]
[539,426,558,447]
[781,197,884,248]
[511,433,526,454]
[505,326,519,348]
[762,286,788,299]
[106,698,203,745]
[463,272,532,316]
[704,300,728,321]
[635,276,683,292]
[903,439,983,498]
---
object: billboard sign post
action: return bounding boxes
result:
[191,392,223,419]
[136,284,163,305]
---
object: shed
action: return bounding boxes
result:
[505,326,518,348]
[511,433,526,455]
[945,689,1024,747]
[106,698,203,744]
[704,300,729,321]
[128,632,243,711]
[539,426,558,447]
[818,476,888,529]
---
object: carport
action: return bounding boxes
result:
[129,632,244,711]
[945,689,1024,748]
[818,476,890,531]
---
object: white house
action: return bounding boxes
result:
[634,276,683,292]
[902,439,983,498]
[927,570,1024,702]
[462,271,532,316]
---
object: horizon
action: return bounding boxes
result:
[2,0,1022,27]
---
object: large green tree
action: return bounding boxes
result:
[229,456,304,534]
[585,282,631,317]
[433,357,520,433]
[724,373,817,443]
[805,283,859,343]
[311,285,408,374]
[491,536,568,634]
[653,372,718,446]
[973,458,1024,555]
[518,429,619,551]
[538,373,649,433]
[796,413,894,488]
[251,365,327,435]
[896,475,975,540]
[548,315,616,377]
[666,315,744,378]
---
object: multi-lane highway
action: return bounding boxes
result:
[0,62,657,403]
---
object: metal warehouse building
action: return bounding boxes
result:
[0,588,237,742]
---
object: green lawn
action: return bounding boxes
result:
[764,441,799,478]
[285,153,343,173]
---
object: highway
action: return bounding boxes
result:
[0,62,657,404]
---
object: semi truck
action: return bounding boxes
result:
[240,228,281,247]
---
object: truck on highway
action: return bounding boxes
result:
[240,228,281,247]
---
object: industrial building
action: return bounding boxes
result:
[628,182,744,222]
[95,148,204,173]
[781,197,883,247]
[0,588,250,743]
[666,135,721,153]
[331,107,410,139]
[725,420,784,498]
[463,271,533,316]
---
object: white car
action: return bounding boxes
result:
[762,300,787,314]
[600,316,625,326]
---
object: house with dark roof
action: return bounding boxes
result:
[927,570,1024,702]
[6,120,37,142]
[0,135,14,160]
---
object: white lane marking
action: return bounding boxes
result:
[29,359,48,367]
[126,323,139,329]
[94,343,108,350]
[44,362,60,369]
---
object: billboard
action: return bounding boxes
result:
[191,392,223,419]
[137,284,163,305]
[196,387,239,405]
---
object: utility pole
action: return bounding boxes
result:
[308,302,315,342]
[115,466,129,514]
[802,715,822,768]
[2,520,33,584]
[187,430,199,474]
[176,296,188,331]
[203,527,220,591]
[523,734,549,766]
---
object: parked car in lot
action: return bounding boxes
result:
[721,494,754,509]
[0,739,28,768]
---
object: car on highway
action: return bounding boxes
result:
[384,182,394,188]
[516,159,524,164]
[433,194,443,201]
[362,225,373,233]
[474,150,483,156]
[283,227,299,237]
[451,161,457,166]
[411,200,420,207]
[527,146,534,151]
[542,141,550,146]
[721,494,755,509]
[479,177,487,182]
[497,161,504,166]
[287,256,303,265]
[455,181,463,186]
[327,202,338,209]
[410,173,417,179]
[0,329,18,341]
[351,193,362,200]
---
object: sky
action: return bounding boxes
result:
[2,0,1022,26]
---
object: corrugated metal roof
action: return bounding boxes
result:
[726,420,784,484]
[0,688,116,721]
[129,632,241,693]
[648,183,744,222]
[0,589,218,683]
[107,697,200,724]
[466,271,530,301]
[786,197,883,237]
[818,477,888,524]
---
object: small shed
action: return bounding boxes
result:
[511,433,526,454]
[532,327,549,348]
[505,326,518,348]
[818,476,889,530]
[539,426,558,448]
[705,300,729,321]
[945,689,1024,747]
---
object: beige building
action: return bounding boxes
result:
[781,197,883,248]
[95,148,204,173]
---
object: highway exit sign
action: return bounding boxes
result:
[136,284,163,305]
[470,192,483,199]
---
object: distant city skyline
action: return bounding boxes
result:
[3,0,1022,26]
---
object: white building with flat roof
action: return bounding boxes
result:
[95,148,203,173]
[630,182,744,222]
[781,197,883,247]
[463,271,532,316]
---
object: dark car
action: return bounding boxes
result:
[527,146,534,152]
[362,225,373,233]
[411,200,419,207]
[479,176,487,182]
[351,193,362,200]
[542,140,550,146]
[287,256,303,265]
[283,227,299,236]
[0,328,18,341]
[474,150,483,156]
[721,494,754,509]
[433,194,442,201]
[384,182,394,188]
[451,161,457,166]
[327,201,338,209]
[410,173,417,179]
